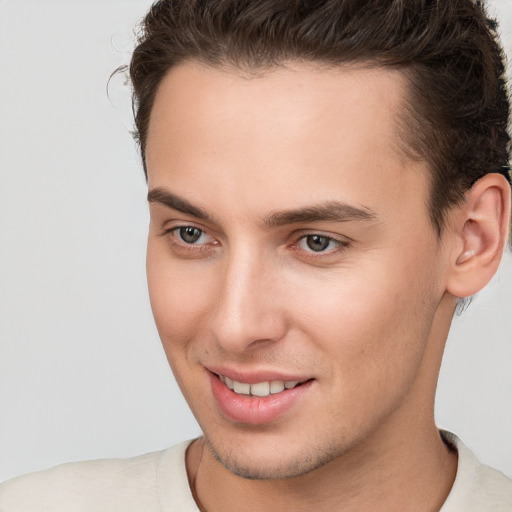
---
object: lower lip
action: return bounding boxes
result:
[209,372,313,425]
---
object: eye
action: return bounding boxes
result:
[177,226,206,244]
[298,234,341,253]
[163,225,218,258]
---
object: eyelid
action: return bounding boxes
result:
[160,219,211,237]
[175,226,211,245]
[292,229,350,245]
[161,223,220,253]
[290,231,350,259]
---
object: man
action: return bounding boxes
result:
[1,0,511,510]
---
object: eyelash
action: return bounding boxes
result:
[163,226,218,255]
[293,234,349,259]
[162,226,349,260]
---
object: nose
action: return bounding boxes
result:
[209,245,288,353]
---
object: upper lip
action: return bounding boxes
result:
[206,365,312,384]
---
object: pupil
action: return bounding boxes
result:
[180,227,201,243]
[306,235,329,251]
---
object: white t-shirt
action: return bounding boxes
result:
[0,433,510,511]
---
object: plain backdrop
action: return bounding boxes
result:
[1,0,511,483]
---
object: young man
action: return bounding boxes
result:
[1,0,511,510]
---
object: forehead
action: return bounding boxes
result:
[145,61,430,225]
[147,60,408,162]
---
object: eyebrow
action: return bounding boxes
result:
[148,188,215,222]
[265,202,378,226]
[148,187,378,226]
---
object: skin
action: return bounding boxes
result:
[144,61,509,511]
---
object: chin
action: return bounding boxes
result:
[203,432,341,480]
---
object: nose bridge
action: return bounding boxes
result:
[210,242,285,352]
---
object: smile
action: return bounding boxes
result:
[210,371,314,424]
[218,374,302,397]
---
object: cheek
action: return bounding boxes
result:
[146,240,215,356]
[289,255,439,394]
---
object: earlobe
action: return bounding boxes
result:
[446,173,511,299]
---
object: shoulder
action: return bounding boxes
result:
[441,431,512,512]
[0,441,194,512]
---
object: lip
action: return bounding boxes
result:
[206,365,310,385]
[207,369,314,425]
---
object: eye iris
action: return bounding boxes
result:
[306,235,330,252]
[180,227,202,243]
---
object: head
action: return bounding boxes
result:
[129,0,511,479]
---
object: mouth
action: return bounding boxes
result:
[217,374,306,397]
[207,367,314,424]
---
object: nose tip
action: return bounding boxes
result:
[209,259,287,353]
[211,307,286,353]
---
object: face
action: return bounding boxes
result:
[145,61,453,479]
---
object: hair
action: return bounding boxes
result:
[128,0,511,234]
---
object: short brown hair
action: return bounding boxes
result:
[129,0,511,233]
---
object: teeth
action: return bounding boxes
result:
[233,381,251,395]
[270,381,285,394]
[250,381,270,397]
[224,377,234,390]
[270,380,284,395]
[219,375,302,397]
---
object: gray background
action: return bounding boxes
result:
[1,0,511,482]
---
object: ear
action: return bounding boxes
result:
[446,173,511,298]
